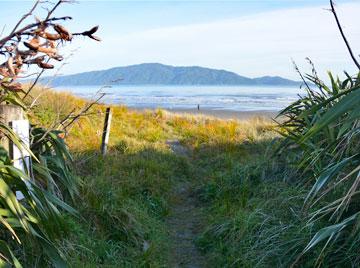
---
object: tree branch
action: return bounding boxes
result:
[45,0,65,20]
[9,0,40,36]
[62,93,105,131]
[0,16,72,47]
[22,68,46,100]
[330,0,360,70]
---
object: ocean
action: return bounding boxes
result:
[54,85,303,112]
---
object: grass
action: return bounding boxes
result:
[62,114,194,266]
[26,87,278,267]
[61,149,186,267]
[24,81,359,267]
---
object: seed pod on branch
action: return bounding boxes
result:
[0,0,101,108]
[17,49,36,57]
[38,62,54,69]
[89,35,101,42]
[1,82,23,92]
[75,25,101,41]
[54,24,72,41]
[24,55,46,65]
[23,55,54,69]
[24,37,40,51]
[29,36,40,47]
[51,54,64,61]
[38,31,62,41]
[24,41,58,56]
[37,46,57,55]
[86,26,98,35]
[23,41,36,51]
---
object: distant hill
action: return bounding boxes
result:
[41,63,300,86]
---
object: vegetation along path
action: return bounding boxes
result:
[24,92,358,268]
[166,140,207,268]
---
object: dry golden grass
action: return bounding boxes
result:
[26,87,276,153]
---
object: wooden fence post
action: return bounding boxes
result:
[0,104,24,151]
[0,104,30,200]
[101,107,112,155]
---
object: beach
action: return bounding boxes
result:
[132,107,279,120]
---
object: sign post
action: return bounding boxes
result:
[0,105,31,200]
[10,120,31,200]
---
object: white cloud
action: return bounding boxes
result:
[65,3,360,79]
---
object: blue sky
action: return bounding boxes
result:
[3,1,354,34]
[1,0,359,79]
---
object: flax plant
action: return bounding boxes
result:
[0,0,100,266]
[278,70,360,266]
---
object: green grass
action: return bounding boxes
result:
[62,151,187,266]
[24,82,359,267]
[28,90,289,267]
[30,88,276,267]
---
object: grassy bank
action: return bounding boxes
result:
[28,89,182,266]
[27,87,277,266]
[26,82,359,267]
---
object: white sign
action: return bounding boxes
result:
[10,120,31,200]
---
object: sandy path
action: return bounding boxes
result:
[166,140,207,268]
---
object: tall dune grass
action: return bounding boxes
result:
[278,71,360,267]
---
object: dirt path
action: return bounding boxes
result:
[166,140,207,268]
